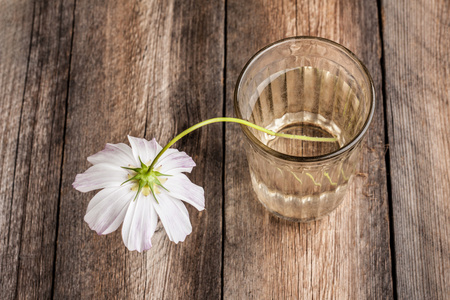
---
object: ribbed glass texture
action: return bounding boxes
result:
[234,37,375,222]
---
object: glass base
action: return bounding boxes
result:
[250,171,349,222]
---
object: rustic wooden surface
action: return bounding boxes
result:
[225,0,392,299]
[0,0,448,299]
[54,0,223,299]
[382,0,450,298]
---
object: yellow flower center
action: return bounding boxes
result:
[126,163,169,198]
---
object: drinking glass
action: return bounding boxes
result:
[234,37,375,222]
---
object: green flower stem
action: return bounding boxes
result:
[147,117,337,172]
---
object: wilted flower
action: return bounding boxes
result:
[73,136,205,252]
[73,117,335,252]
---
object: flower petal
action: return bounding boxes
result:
[73,163,128,192]
[156,151,196,175]
[127,136,161,165]
[84,185,134,235]
[87,143,135,167]
[163,174,205,211]
[153,193,192,244]
[122,194,158,252]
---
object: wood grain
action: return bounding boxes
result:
[2,0,447,298]
[0,0,74,298]
[0,1,34,298]
[224,0,393,298]
[382,0,450,298]
[53,0,224,298]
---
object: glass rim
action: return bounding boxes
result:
[233,36,376,163]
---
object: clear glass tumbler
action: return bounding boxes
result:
[234,37,375,222]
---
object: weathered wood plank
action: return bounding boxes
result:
[0,1,34,298]
[54,0,224,298]
[382,0,450,298]
[0,0,74,299]
[225,0,393,298]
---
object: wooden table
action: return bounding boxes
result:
[1,0,448,299]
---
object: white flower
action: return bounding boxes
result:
[73,136,205,252]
